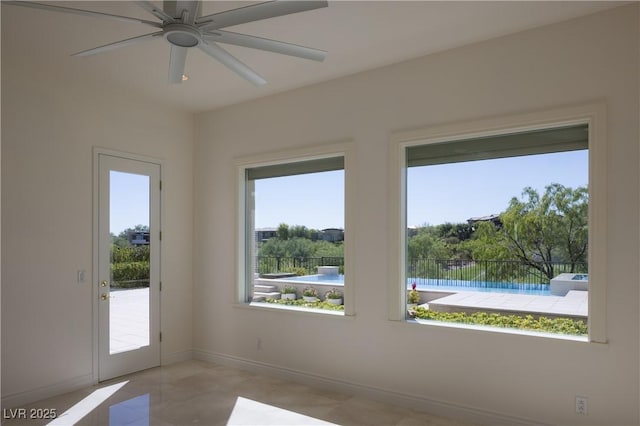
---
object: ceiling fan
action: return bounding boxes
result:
[6,0,328,85]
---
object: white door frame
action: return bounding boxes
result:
[92,148,162,382]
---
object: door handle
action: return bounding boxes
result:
[101,293,110,301]
[101,280,108,287]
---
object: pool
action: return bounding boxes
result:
[279,274,551,295]
[280,274,343,283]
[411,278,550,295]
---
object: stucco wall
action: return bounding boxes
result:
[194,6,639,425]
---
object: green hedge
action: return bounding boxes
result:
[111,245,150,263]
[412,307,587,336]
[111,261,149,287]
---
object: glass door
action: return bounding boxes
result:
[97,153,160,381]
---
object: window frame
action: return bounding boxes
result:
[389,103,607,343]
[236,141,355,316]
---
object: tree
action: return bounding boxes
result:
[461,221,511,262]
[460,221,518,282]
[500,184,588,280]
[277,223,290,240]
[259,238,287,258]
[407,227,450,260]
[435,222,472,242]
[289,225,312,239]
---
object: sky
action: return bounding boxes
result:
[108,150,588,233]
[253,150,588,229]
[110,171,150,234]
[254,170,345,229]
[407,150,588,226]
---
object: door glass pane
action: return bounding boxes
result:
[109,171,150,354]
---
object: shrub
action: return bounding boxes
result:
[264,298,344,311]
[412,307,587,336]
[325,288,343,299]
[407,282,420,304]
[284,267,311,276]
[408,290,420,304]
[111,261,149,286]
[111,245,150,263]
[282,285,297,294]
[302,286,318,297]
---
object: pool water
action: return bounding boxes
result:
[411,278,550,295]
[280,275,551,296]
[281,274,343,283]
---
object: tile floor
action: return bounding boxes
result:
[2,360,477,426]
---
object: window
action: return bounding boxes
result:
[237,144,353,315]
[391,105,606,342]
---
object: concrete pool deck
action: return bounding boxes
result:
[426,289,588,319]
[257,275,588,319]
[110,287,150,353]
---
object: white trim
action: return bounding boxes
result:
[2,374,94,409]
[234,141,356,316]
[234,302,353,318]
[408,318,589,342]
[92,147,165,384]
[389,102,607,343]
[192,349,549,426]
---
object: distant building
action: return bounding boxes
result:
[128,231,150,246]
[467,214,502,229]
[255,227,278,242]
[320,228,344,242]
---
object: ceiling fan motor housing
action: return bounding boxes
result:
[164,24,201,48]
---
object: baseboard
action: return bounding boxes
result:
[193,349,549,426]
[161,349,194,365]
[1,374,94,409]
[1,350,193,410]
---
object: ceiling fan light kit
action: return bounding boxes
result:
[6,0,328,86]
[165,24,201,48]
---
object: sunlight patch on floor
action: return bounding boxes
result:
[47,381,129,426]
[227,396,337,426]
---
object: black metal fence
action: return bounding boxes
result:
[256,256,587,284]
[407,258,587,284]
[255,256,344,276]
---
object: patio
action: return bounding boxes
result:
[426,289,588,319]
[109,288,150,354]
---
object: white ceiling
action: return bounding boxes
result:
[2,1,625,112]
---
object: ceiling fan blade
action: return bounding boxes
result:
[72,31,163,57]
[198,41,266,86]
[135,1,176,23]
[4,1,162,28]
[168,45,188,84]
[204,30,326,62]
[197,1,328,31]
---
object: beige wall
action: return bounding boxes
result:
[1,3,638,425]
[1,25,194,403]
[194,5,639,425]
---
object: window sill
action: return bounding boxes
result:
[233,302,353,319]
[401,318,591,343]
